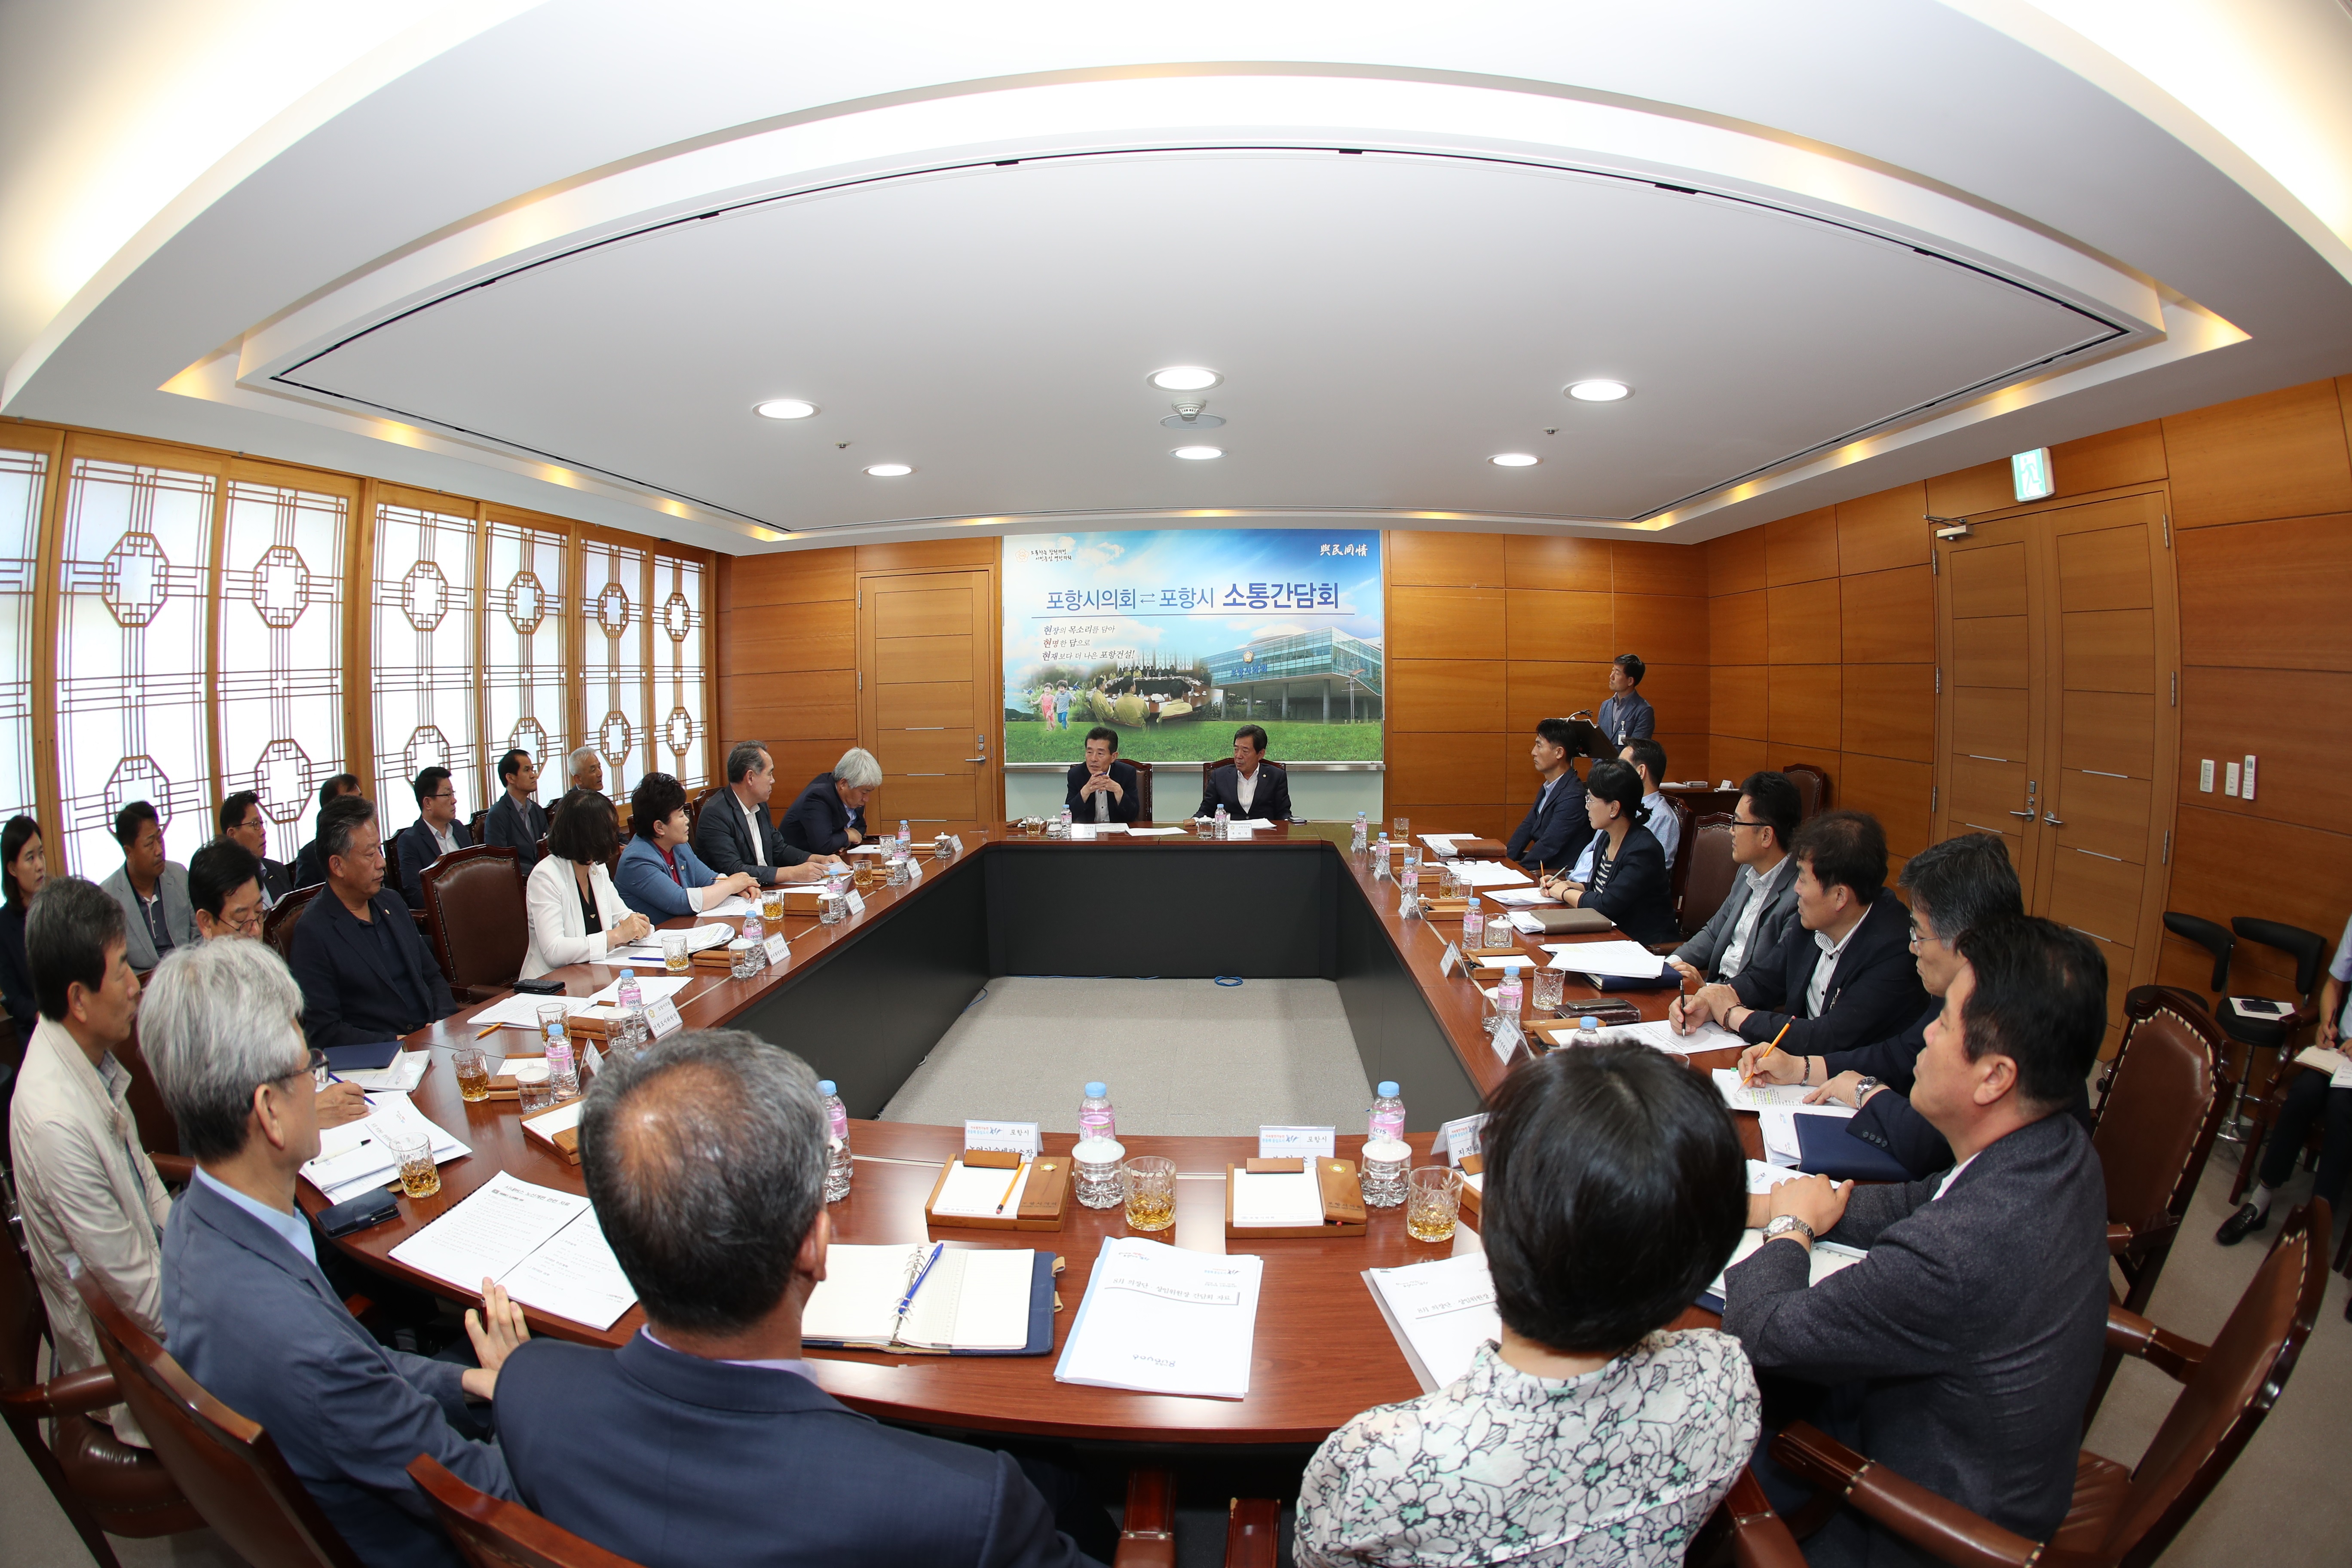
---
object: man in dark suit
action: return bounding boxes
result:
[1670,810,1927,1057]
[1065,727,1141,825]
[217,790,294,906]
[144,938,528,1568]
[291,773,360,888]
[782,747,879,853]
[1669,771,1802,989]
[1193,725,1292,822]
[393,766,471,910]
[1505,718,1592,875]
[288,795,459,1049]
[482,748,549,873]
[1722,918,2111,1565]
[693,741,831,887]
[495,1030,1109,1568]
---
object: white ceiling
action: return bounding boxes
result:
[5,2,2351,553]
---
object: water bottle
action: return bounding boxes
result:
[1057,805,1073,839]
[1372,830,1391,879]
[1572,1015,1602,1049]
[615,970,646,1050]
[1363,1081,1409,1207]
[1351,811,1369,853]
[735,909,766,977]
[898,818,910,848]
[819,1080,853,1200]
[1078,1081,1117,1143]
[1213,804,1229,840]
[1492,970,1524,1037]
[546,1033,580,1102]
[1461,898,1484,948]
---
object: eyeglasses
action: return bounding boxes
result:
[1728,818,1766,831]
[225,907,265,935]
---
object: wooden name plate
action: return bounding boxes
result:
[923,1155,1069,1232]
[1458,1152,1485,1215]
[1223,1158,1368,1239]
[522,1099,585,1165]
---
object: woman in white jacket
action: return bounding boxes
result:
[522,790,652,979]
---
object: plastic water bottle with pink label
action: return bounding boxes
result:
[1363,1081,1409,1207]
[1074,1081,1124,1207]
[820,1079,852,1200]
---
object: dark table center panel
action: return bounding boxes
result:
[981,840,1338,979]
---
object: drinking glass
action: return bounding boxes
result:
[518,1076,554,1114]
[388,1126,441,1199]
[759,887,785,924]
[451,1046,490,1102]
[1392,816,1409,844]
[1073,1140,1125,1209]
[1531,966,1565,1014]
[1121,1155,1177,1232]
[1406,1166,1463,1243]
[535,1003,570,1051]
[661,930,689,972]
[852,861,876,892]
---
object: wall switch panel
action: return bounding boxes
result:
[2199,759,2214,793]
[2241,754,2257,802]
[2224,761,2241,797]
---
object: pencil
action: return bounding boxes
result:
[994,1159,1028,1215]
[477,1022,519,1038]
[1743,1019,1794,1086]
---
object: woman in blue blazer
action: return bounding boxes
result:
[1545,759,1679,946]
[617,773,759,920]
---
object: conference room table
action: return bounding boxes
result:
[301,821,1759,1448]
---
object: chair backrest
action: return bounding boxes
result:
[1722,1468,1808,1568]
[2105,1201,2330,1566]
[0,1201,49,1394]
[2162,912,2232,995]
[2228,917,2328,1000]
[113,1025,181,1157]
[1126,760,1155,821]
[263,885,322,962]
[422,845,530,994]
[1780,763,1831,821]
[466,809,487,844]
[73,1270,365,1568]
[688,787,726,838]
[1678,815,1738,940]
[1658,790,1694,893]
[2097,987,2227,1238]
[407,1455,643,1568]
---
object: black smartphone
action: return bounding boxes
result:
[510,976,566,995]
[316,1187,401,1237]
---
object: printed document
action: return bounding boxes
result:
[1712,1068,1817,1109]
[931,1160,1033,1219]
[2292,1047,2352,1088]
[1451,860,1531,888]
[1487,887,1560,907]
[387,1170,639,1329]
[1706,1231,1867,1302]
[802,1244,1035,1351]
[1057,1237,1262,1399]
[586,974,691,1007]
[1228,1169,1326,1228]
[1542,939,1671,980]
[1614,1018,1743,1057]
[1365,1252,1500,1393]
[339,1050,430,1093]
[302,1092,470,1205]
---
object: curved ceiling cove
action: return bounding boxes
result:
[267,147,2129,531]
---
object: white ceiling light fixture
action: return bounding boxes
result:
[1565,380,1632,402]
[753,398,818,419]
[1148,365,1222,391]
[1489,452,1540,467]
[1171,445,1222,460]
[864,462,913,477]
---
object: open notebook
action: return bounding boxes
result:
[1697,1230,1867,1312]
[801,1243,1054,1354]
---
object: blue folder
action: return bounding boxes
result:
[1791,1114,1913,1183]
[803,1251,1058,1357]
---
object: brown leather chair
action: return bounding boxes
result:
[113,1022,182,1157]
[421,844,529,1003]
[263,883,322,962]
[1690,1468,1809,1568]
[408,1455,643,1568]
[1677,814,1738,941]
[1115,1468,1176,1568]
[1781,763,1830,821]
[1770,1200,2331,1568]
[1126,760,1155,822]
[73,1270,367,1568]
[688,787,726,838]
[2,1220,202,1568]
[1223,1497,1281,1568]
[466,808,487,844]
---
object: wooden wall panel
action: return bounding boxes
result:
[1387,731,1509,805]
[2178,662,2352,832]
[1767,666,1842,751]
[1613,594,1708,664]
[1764,581,1840,664]
[723,548,854,608]
[1710,666,1767,740]
[2052,422,2166,497]
[1501,589,1611,662]
[1504,662,1610,732]
[2164,379,2352,529]
[1611,539,1708,597]
[1838,567,1933,663]
[1391,585,1507,660]
[1502,535,1611,592]
[1765,508,1839,585]
[1839,753,1934,857]
[1842,665,1934,762]
[1388,660,1505,732]
[1390,530,1507,586]
[1706,527,1767,596]
[2167,805,2352,978]
[2177,515,2352,674]
[1710,734,1767,787]
[1709,590,1767,663]
[1635,662,1709,736]
[725,599,855,672]
[1834,482,1929,576]
[854,538,998,571]
[1924,460,2012,519]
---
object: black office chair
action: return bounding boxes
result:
[2164,912,2328,1143]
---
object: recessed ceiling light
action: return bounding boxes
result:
[864,462,913,477]
[1149,366,1222,392]
[1171,445,1223,460]
[1489,452,1540,467]
[753,398,818,420]
[1566,380,1631,402]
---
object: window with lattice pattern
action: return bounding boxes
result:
[652,553,706,789]
[581,537,647,800]
[486,517,570,807]
[219,480,347,864]
[374,502,479,821]
[0,442,46,830]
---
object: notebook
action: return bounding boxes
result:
[1789,1114,1916,1183]
[1363,1252,1501,1394]
[1698,1231,1868,1312]
[800,1243,1054,1354]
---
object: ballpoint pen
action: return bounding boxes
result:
[1743,1019,1794,1086]
[896,1242,946,1321]
[994,1159,1029,1215]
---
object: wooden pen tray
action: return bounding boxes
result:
[1223,1157,1367,1239]
[922,1148,1069,1231]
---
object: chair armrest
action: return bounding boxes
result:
[2109,1213,2177,1259]
[1223,1498,1282,1568]
[1114,1468,1176,1568]
[2105,1222,2133,1256]
[1770,1424,2040,1568]
[1723,1467,1809,1568]
[2106,1305,2206,1383]
[0,1365,120,1420]
[148,1152,196,1186]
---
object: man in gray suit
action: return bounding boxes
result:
[1668,771,1802,989]
[1721,917,2110,1566]
[99,800,192,970]
[144,938,529,1568]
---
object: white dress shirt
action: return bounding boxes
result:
[1236,765,1259,814]
[1806,914,1867,1017]
[739,796,768,867]
[522,856,636,979]
[1717,854,1792,980]
[430,820,458,856]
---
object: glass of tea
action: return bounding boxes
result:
[1406,1166,1463,1243]
[387,1125,441,1200]
[451,1046,490,1102]
[1121,1155,1177,1232]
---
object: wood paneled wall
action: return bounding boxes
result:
[1382,533,1709,840]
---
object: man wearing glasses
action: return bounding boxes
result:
[187,839,369,1128]
[395,765,473,911]
[1668,772,1804,989]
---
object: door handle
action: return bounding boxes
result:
[964,756,988,763]
[2044,812,2064,826]
[2009,810,2035,819]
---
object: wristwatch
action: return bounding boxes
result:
[1761,1214,1816,1246]
[1853,1075,1881,1106]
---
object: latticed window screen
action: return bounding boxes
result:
[0,447,46,827]
[581,537,648,798]
[373,502,480,821]
[54,459,217,877]
[485,518,569,800]
[652,554,707,789]
[218,480,346,864]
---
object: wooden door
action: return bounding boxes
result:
[858,569,998,839]
[1934,486,2179,1043]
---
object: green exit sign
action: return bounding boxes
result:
[2011,447,2054,502]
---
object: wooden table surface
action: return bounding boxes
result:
[303,821,1752,1445]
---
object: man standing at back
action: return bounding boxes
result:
[1593,654,1654,748]
[1722,917,2111,1565]
[496,1030,1108,1567]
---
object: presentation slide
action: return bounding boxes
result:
[1003,530,1384,764]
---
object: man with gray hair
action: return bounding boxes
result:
[494,1031,1104,1567]
[145,938,527,1568]
[781,745,882,855]
[691,741,836,888]
[553,745,606,828]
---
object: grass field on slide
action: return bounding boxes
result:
[1004,720,1383,764]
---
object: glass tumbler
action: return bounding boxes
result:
[388,1126,441,1199]
[1532,966,1565,1015]
[452,1046,490,1102]
[1073,1140,1125,1209]
[1406,1166,1464,1243]
[1392,816,1409,843]
[661,930,689,971]
[1121,1155,1178,1232]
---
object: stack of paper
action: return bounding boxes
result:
[1364,1252,1500,1393]
[1451,860,1531,888]
[468,993,590,1029]
[1056,1237,1263,1399]
[1703,1231,1867,1305]
[1612,1018,1743,1057]
[1418,833,1467,856]
[1542,939,1672,981]
[1757,1106,1856,1164]
[2293,1046,2352,1088]
[803,1243,1036,1351]
[931,1161,1033,1220]
[1711,1068,1819,1110]
[386,1171,638,1330]
[338,1050,430,1093]
[585,974,689,1007]
[1486,886,1560,907]
[1229,1169,1326,1228]
[300,1093,471,1204]
[1127,826,1187,837]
